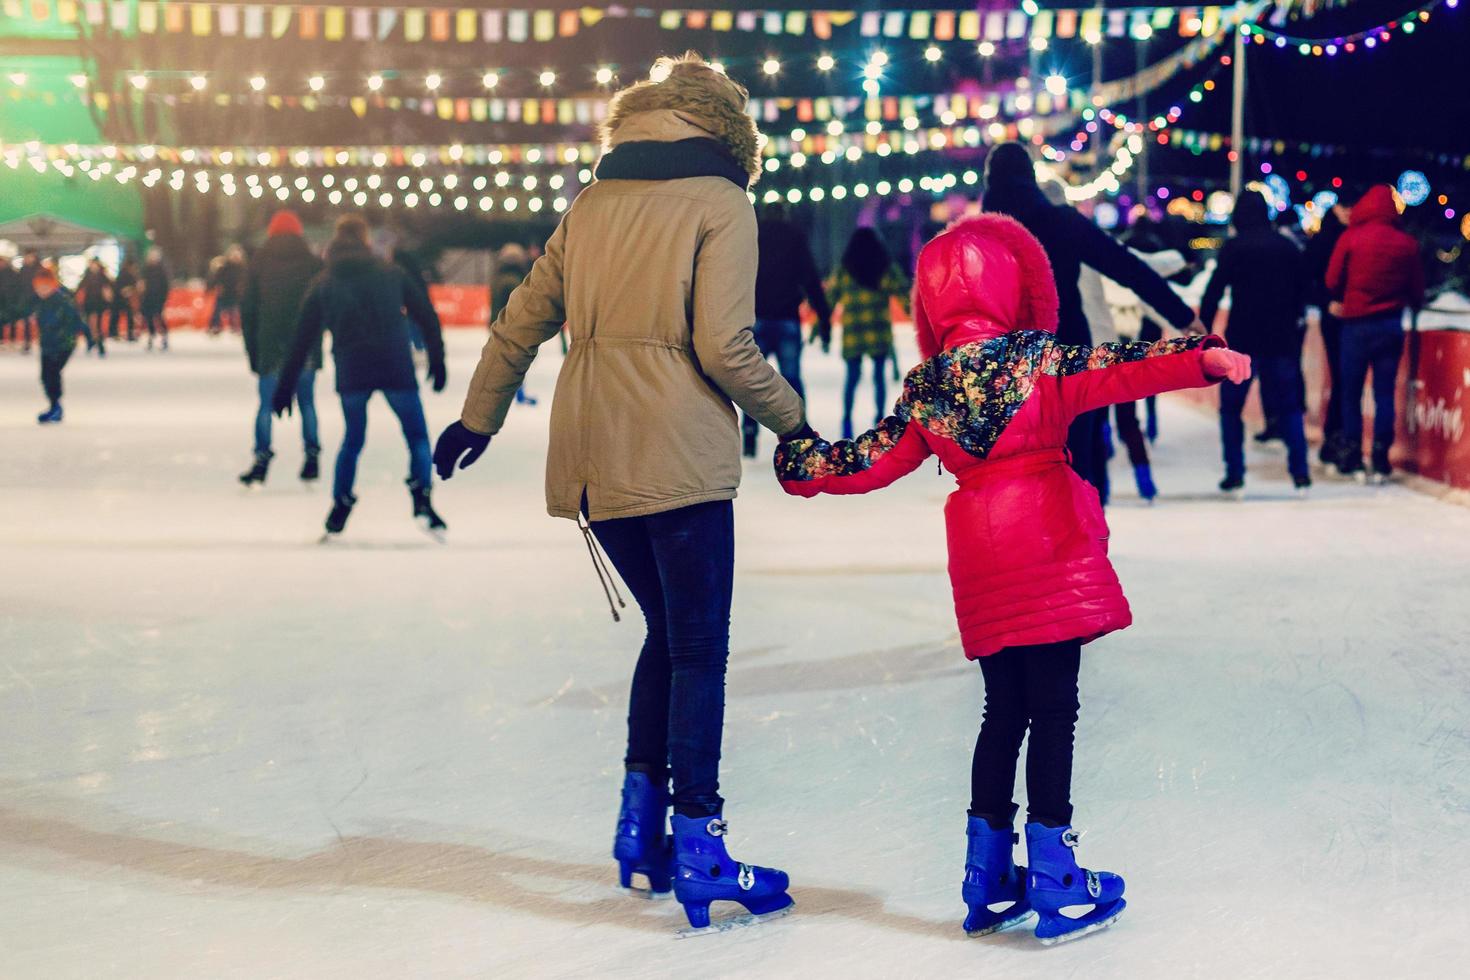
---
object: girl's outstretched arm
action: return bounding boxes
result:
[775,415,933,497]
[1053,334,1230,417]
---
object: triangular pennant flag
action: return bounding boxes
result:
[376,8,396,40]
[217,4,239,35]
[1033,11,1053,40]
[351,7,370,40]
[557,9,578,36]
[298,7,318,40]
[933,11,955,41]
[881,11,904,38]
[763,11,781,34]
[403,9,425,42]
[164,3,185,33]
[784,10,805,35]
[349,96,366,117]
[685,10,706,30]
[110,0,130,29]
[860,11,880,37]
[711,10,731,31]
[270,6,291,38]
[532,9,554,41]
[908,11,931,40]
[428,10,449,42]
[1055,10,1076,39]
[507,10,527,42]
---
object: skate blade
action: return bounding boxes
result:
[620,885,674,901]
[965,908,1036,937]
[1036,901,1126,947]
[414,517,447,544]
[675,902,794,939]
[319,532,342,545]
[1222,489,1244,500]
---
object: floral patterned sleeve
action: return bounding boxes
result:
[1053,334,1226,416]
[774,413,933,497]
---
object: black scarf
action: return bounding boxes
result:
[595,138,748,190]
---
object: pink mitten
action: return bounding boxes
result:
[1202,348,1251,384]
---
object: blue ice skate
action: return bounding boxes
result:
[613,771,673,894]
[962,815,1034,935]
[37,404,62,424]
[1025,823,1126,945]
[1133,463,1158,503]
[670,814,793,933]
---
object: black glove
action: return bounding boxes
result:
[434,421,491,480]
[271,381,297,418]
[779,421,820,444]
[428,360,447,393]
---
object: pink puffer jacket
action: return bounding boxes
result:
[776,214,1225,658]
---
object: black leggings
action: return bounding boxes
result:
[970,640,1082,828]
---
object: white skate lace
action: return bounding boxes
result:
[1061,829,1084,848]
[706,819,728,837]
[738,864,755,890]
[1085,870,1101,899]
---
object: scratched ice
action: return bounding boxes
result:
[2,331,1468,978]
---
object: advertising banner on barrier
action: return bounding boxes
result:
[162,284,491,331]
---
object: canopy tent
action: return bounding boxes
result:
[1,54,147,248]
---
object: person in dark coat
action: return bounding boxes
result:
[1324,185,1425,481]
[489,243,538,406]
[273,214,447,538]
[1302,202,1350,467]
[240,210,325,486]
[209,245,247,335]
[1200,189,1312,492]
[982,142,1202,498]
[742,204,832,457]
[11,250,41,352]
[110,259,139,342]
[77,258,112,355]
[140,247,171,351]
[31,267,91,423]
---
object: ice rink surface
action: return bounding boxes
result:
[3,331,1469,979]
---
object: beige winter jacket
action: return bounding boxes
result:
[460,110,805,522]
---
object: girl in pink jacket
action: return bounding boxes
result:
[776,214,1248,944]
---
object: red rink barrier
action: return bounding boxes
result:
[1175,314,1470,492]
[161,285,491,331]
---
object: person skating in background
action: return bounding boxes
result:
[110,259,139,343]
[240,210,325,487]
[743,203,832,457]
[1303,201,1351,469]
[1325,185,1425,483]
[31,267,92,424]
[1199,188,1313,494]
[392,246,432,355]
[140,247,171,351]
[272,214,447,538]
[15,250,41,353]
[827,227,910,440]
[208,245,247,335]
[982,142,1205,500]
[433,54,802,933]
[0,246,22,348]
[489,243,538,406]
[775,213,1250,945]
[78,257,111,356]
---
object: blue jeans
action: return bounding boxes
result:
[1339,313,1404,456]
[255,369,319,457]
[333,388,432,501]
[741,318,804,441]
[1220,355,1310,481]
[843,353,889,430]
[590,500,735,818]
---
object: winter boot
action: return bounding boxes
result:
[1024,823,1126,945]
[409,480,447,540]
[299,451,320,482]
[613,770,673,894]
[1293,472,1313,496]
[1370,440,1392,484]
[670,814,793,932]
[36,403,62,424]
[962,815,1033,936]
[239,450,272,487]
[323,494,356,537]
[1132,463,1158,503]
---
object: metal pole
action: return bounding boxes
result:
[1136,32,1148,201]
[1230,12,1246,198]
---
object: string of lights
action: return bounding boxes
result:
[1242,0,1457,55]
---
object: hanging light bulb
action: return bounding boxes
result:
[762,58,781,76]
[425,73,442,92]
[539,70,556,88]
[595,66,614,86]
[924,46,942,63]
[816,54,836,72]
[7,72,26,86]
[250,74,267,92]
[308,75,325,92]
[1045,74,1068,97]
[130,74,148,90]
[69,74,88,89]
[189,75,207,92]
[482,71,500,89]
[978,41,996,57]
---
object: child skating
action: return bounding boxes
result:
[775,215,1249,944]
[32,268,91,424]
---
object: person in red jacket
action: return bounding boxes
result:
[1324,185,1425,481]
[774,214,1249,945]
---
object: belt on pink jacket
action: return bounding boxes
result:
[955,448,1071,490]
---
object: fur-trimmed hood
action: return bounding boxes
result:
[913,213,1060,359]
[600,57,762,185]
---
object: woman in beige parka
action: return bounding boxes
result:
[433,54,814,932]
